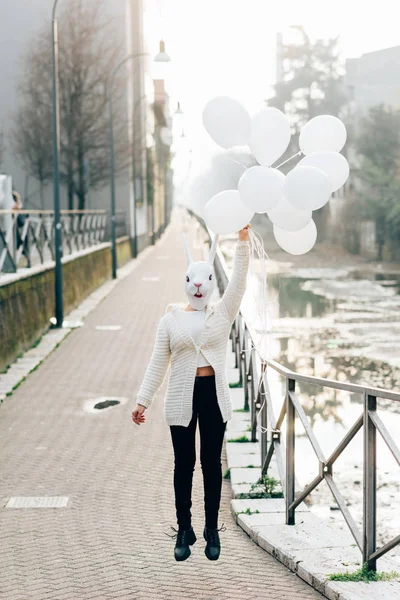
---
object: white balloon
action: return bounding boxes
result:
[238,166,284,213]
[204,190,254,234]
[284,166,331,211]
[186,150,246,216]
[202,97,251,149]
[299,115,347,155]
[267,196,312,231]
[274,220,317,255]
[250,108,291,166]
[298,151,350,192]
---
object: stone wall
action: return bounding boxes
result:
[0,237,131,372]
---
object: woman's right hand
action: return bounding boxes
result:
[131,403,146,425]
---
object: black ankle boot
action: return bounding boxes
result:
[203,523,226,561]
[165,525,197,561]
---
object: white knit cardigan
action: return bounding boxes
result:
[136,240,250,426]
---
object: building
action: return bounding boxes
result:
[345,45,400,116]
[343,45,400,257]
[0,0,172,255]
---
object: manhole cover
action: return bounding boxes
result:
[83,396,128,413]
[95,325,122,331]
[94,399,120,410]
[6,496,69,509]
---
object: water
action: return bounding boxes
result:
[250,267,400,564]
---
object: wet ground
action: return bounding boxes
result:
[222,238,400,566]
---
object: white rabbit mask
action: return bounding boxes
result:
[183,233,219,310]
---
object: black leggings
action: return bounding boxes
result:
[169,375,227,530]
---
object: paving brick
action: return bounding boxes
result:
[0,213,322,599]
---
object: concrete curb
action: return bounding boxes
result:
[224,351,400,600]
[0,241,158,404]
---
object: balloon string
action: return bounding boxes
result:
[274,150,302,169]
[225,149,302,174]
[243,229,282,435]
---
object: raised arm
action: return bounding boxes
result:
[218,239,250,323]
[136,318,171,409]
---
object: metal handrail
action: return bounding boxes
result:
[0,210,108,276]
[198,215,399,572]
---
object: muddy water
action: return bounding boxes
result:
[248,264,400,566]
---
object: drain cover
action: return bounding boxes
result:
[6,496,69,509]
[83,396,128,413]
[94,399,120,410]
[95,325,122,331]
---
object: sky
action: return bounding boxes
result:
[145,0,400,174]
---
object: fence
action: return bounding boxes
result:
[0,210,108,275]
[201,218,399,572]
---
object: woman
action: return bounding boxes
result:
[131,224,250,562]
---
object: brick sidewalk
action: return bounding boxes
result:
[0,213,322,599]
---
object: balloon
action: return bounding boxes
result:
[238,166,284,213]
[202,97,251,149]
[267,196,311,231]
[273,220,317,255]
[284,166,331,211]
[250,107,291,166]
[299,115,347,155]
[204,190,254,234]
[298,151,350,192]
[186,150,246,216]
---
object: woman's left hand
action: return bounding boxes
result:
[238,224,251,242]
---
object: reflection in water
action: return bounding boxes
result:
[254,269,400,560]
[268,275,333,318]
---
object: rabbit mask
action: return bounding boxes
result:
[183,233,219,310]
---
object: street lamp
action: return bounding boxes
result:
[108,44,171,279]
[175,101,184,115]
[52,0,63,327]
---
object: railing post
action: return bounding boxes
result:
[243,325,249,407]
[260,361,268,472]
[286,377,296,525]
[363,393,377,571]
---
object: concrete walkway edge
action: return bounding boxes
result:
[224,388,400,600]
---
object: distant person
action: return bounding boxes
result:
[12,191,29,264]
[131,224,251,562]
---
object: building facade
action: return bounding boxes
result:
[0,0,172,254]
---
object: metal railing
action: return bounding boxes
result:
[0,210,108,275]
[201,219,399,572]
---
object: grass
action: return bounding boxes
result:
[329,563,400,582]
[229,380,242,388]
[234,508,261,517]
[234,475,284,500]
[31,335,43,349]
[223,468,231,480]
[233,407,250,413]
[227,435,251,443]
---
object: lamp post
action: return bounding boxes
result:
[52,0,63,327]
[108,42,170,278]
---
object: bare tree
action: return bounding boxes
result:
[13,81,53,209]
[13,0,129,210]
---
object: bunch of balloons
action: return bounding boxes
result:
[200,96,349,255]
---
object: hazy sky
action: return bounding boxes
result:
[146,0,400,166]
